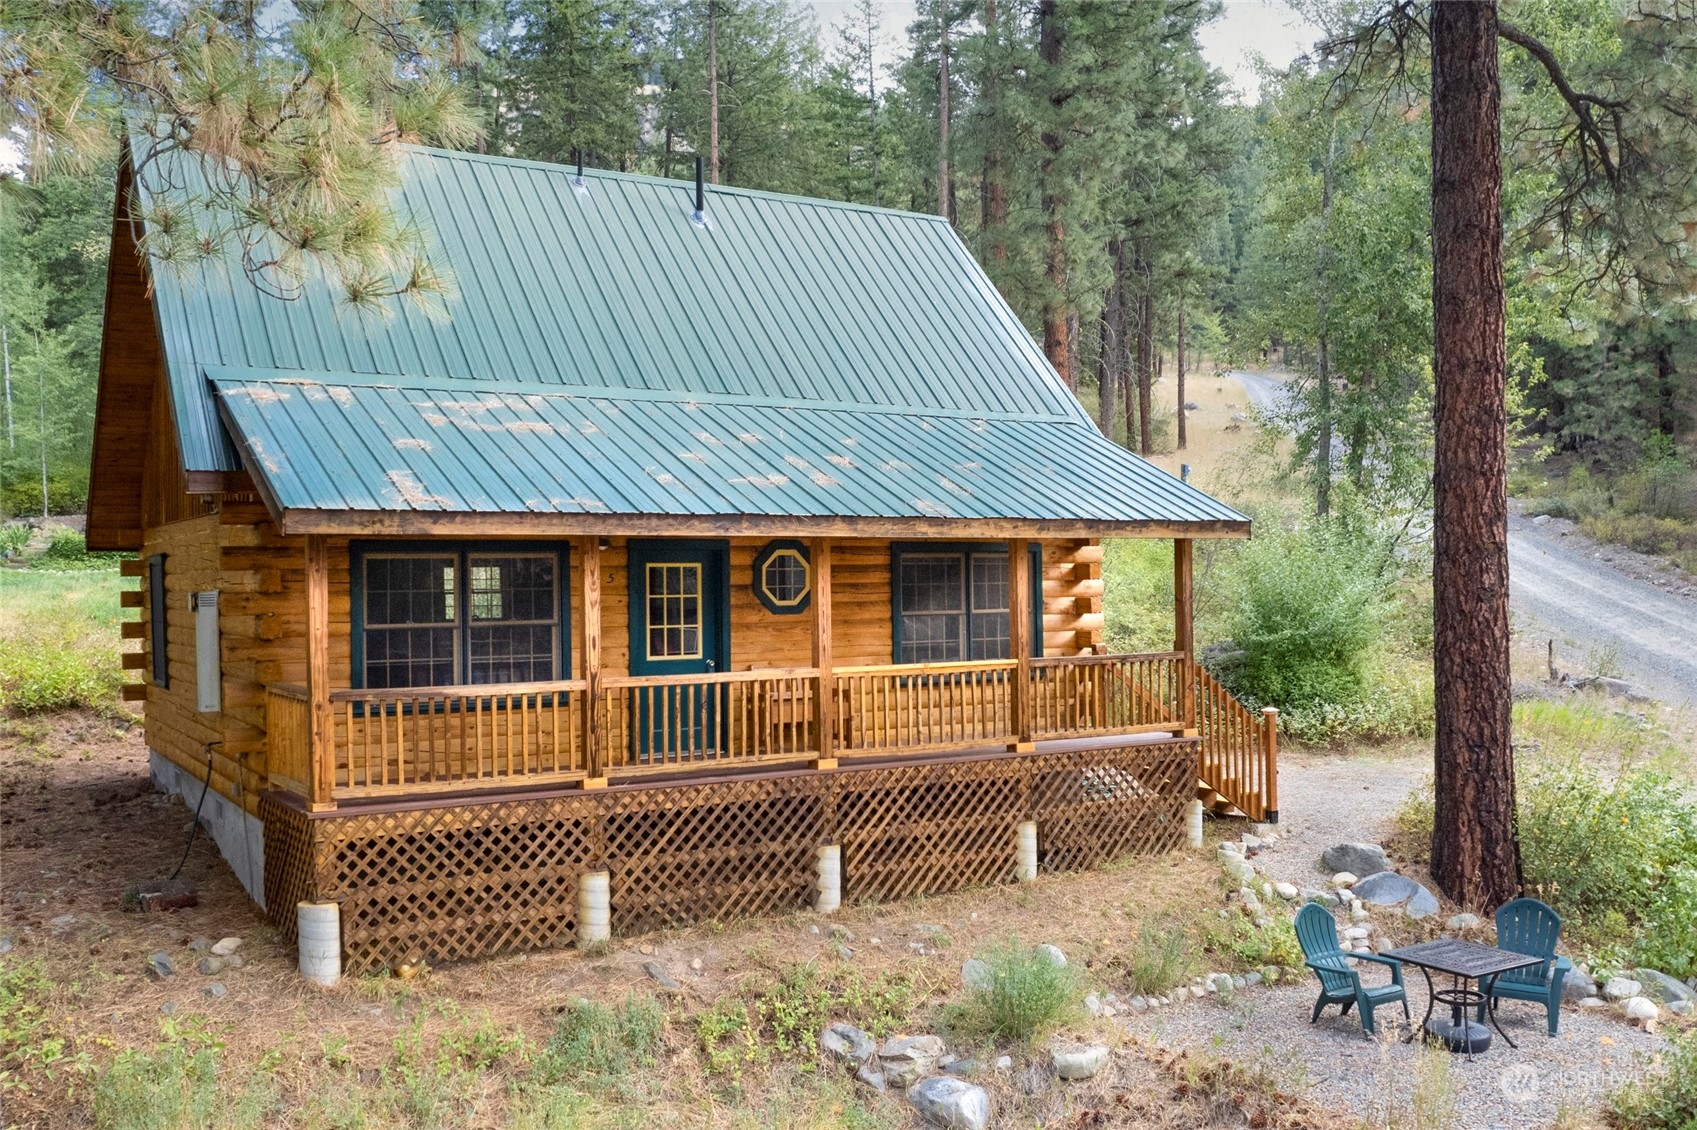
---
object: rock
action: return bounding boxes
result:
[1578,996,1607,1010]
[944,1058,980,1077]
[992,1055,1013,1070]
[1300,888,1331,905]
[1222,858,1255,884]
[1084,993,1104,1017]
[637,944,655,956]
[1322,843,1392,877]
[0,937,12,956]
[1183,401,1202,412]
[1669,1001,1693,1016]
[826,924,855,942]
[1245,972,1262,987]
[1632,969,1696,1006]
[961,959,992,991]
[1129,996,1148,1011]
[1343,926,1369,942]
[159,1001,177,1015]
[914,924,946,935]
[822,1023,877,1068]
[856,1063,888,1093]
[881,1035,946,1088]
[908,1075,989,1129]
[197,956,227,976]
[1207,973,1235,994]
[1238,887,1263,914]
[1562,971,1599,1002]
[1603,977,1643,1002]
[1232,975,1247,991]
[203,982,227,998]
[210,936,241,957]
[187,937,213,952]
[147,952,175,980]
[1272,882,1299,900]
[1050,1041,1110,1081]
[1217,841,1242,857]
[48,914,77,935]
[1241,833,1263,852]
[689,957,703,973]
[1330,872,1359,889]
[1261,965,1281,984]
[643,961,682,994]
[1036,944,1067,967]
[1351,871,1440,919]
[1446,914,1481,930]
[1622,997,1659,1022]
[1350,905,1371,923]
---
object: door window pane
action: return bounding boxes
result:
[647,563,704,659]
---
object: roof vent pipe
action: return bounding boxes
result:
[693,155,706,223]
[570,148,590,199]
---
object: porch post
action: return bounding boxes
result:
[580,538,606,787]
[1009,539,1034,750]
[1174,538,1196,732]
[305,534,336,811]
[811,538,837,769]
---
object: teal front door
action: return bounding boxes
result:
[627,540,730,761]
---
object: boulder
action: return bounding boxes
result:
[643,961,682,995]
[1632,969,1696,1007]
[821,1023,876,1068]
[146,952,175,980]
[961,959,992,991]
[856,1063,887,1092]
[1050,1041,1110,1081]
[1036,944,1067,967]
[1622,997,1659,1022]
[1446,914,1481,931]
[1577,996,1607,1010]
[881,1035,946,1088]
[1238,887,1263,915]
[908,1076,989,1130]
[210,936,242,957]
[1322,843,1391,877]
[1561,971,1599,1003]
[1222,858,1255,884]
[1351,871,1440,919]
[1602,978,1643,1002]
[1272,882,1299,900]
[1669,1001,1692,1017]
[1330,872,1359,889]
[1207,973,1235,994]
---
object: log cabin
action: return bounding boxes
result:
[87,141,1274,973]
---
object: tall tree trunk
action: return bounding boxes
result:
[981,0,1007,265]
[1037,0,1070,378]
[1315,117,1338,516]
[1176,304,1187,451]
[707,0,721,184]
[1095,311,1116,439]
[938,8,950,219]
[1429,0,1520,909]
[1134,261,1154,455]
[1122,367,1136,447]
[867,7,880,205]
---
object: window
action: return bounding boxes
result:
[752,540,811,613]
[354,544,568,689]
[149,554,168,688]
[892,544,1041,664]
[646,563,702,659]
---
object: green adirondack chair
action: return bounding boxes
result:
[1475,897,1572,1037]
[1295,902,1410,1036]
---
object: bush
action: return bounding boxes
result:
[1216,522,1391,712]
[1608,1030,1697,1129]
[695,962,915,1074]
[533,997,662,1085]
[946,939,1078,1043]
[1102,540,1175,654]
[1631,865,1697,980]
[1125,924,1193,996]
[0,523,29,558]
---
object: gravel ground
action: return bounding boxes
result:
[1117,746,1674,1130]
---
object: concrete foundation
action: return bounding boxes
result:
[149,749,265,908]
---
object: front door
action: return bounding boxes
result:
[627,540,730,761]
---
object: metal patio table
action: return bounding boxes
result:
[1380,939,1544,1058]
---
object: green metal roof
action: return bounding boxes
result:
[128,141,1247,534]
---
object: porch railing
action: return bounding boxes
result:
[835,660,1017,755]
[600,667,821,773]
[265,653,1277,818]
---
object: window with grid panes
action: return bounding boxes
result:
[359,549,564,689]
[896,550,1013,663]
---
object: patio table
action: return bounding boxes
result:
[1380,938,1544,1057]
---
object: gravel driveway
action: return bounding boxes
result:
[1118,747,1672,1130]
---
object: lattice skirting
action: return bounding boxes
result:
[262,740,1194,973]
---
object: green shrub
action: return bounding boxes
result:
[1608,1029,1697,1129]
[0,568,123,714]
[1125,924,1193,996]
[533,997,662,1085]
[1579,511,1697,557]
[0,961,87,1091]
[91,1020,271,1130]
[946,938,1078,1043]
[1102,539,1175,654]
[1215,522,1392,713]
[0,523,29,557]
[1200,913,1302,971]
[1631,865,1697,980]
[695,962,916,1074]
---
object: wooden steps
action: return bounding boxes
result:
[1196,778,1246,819]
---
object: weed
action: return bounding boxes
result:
[945,937,1078,1043]
[533,996,662,1085]
[1608,1029,1697,1129]
[91,1019,271,1130]
[1125,923,1194,995]
[0,523,29,557]
[0,961,89,1092]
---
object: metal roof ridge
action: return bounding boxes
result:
[201,365,1084,426]
[397,143,955,225]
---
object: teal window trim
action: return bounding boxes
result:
[149,553,169,689]
[889,542,1043,665]
[349,540,573,699]
[751,539,812,615]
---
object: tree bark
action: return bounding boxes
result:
[981,0,1007,265]
[707,0,721,184]
[938,8,950,220]
[1429,0,1521,909]
[1095,312,1116,439]
[1136,284,1155,455]
[1176,304,1187,451]
[1315,117,1338,516]
[1038,0,1070,379]
[1099,238,1126,438]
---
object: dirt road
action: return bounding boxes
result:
[1228,369,1697,707]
